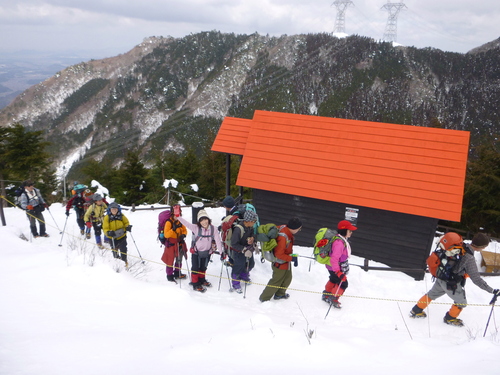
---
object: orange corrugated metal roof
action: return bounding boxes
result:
[211,117,252,155]
[212,110,470,221]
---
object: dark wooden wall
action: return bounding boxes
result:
[253,189,438,280]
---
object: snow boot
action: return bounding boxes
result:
[167,275,177,283]
[174,271,187,280]
[193,284,207,293]
[443,312,464,327]
[273,293,290,300]
[409,306,427,318]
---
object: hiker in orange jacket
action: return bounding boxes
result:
[161,208,188,282]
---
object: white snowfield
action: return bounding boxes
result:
[1,203,499,374]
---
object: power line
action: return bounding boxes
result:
[331,0,354,34]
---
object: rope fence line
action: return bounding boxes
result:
[1,195,497,308]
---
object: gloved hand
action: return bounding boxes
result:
[44,203,49,209]
[336,271,347,282]
[86,222,92,228]
[190,247,196,254]
[290,254,298,267]
[493,289,500,297]
[27,205,34,210]
[107,230,116,237]
[126,225,132,232]
[220,252,227,261]
[179,234,186,242]
[65,210,70,217]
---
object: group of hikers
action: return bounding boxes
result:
[19,180,133,267]
[17,181,500,327]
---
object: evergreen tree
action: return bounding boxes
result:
[461,140,500,236]
[0,124,55,205]
[117,151,149,205]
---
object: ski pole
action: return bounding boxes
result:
[46,207,62,233]
[58,215,69,247]
[128,232,145,264]
[483,294,498,337]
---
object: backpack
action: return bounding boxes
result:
[191,225,216,258]
[257,224,289,263]
[157,210,171,244]
[235,203,260,229]
[426,249,463,281]
[14,185,26,209]
[221,214,244,252]
[313,228,342,265]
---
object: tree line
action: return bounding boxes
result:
[1,123,499,236]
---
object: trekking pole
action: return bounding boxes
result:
[483,294,498,337]
[325,284,342,320]
[243,257,249,299]
[128,232,145,264]
[46,207,62,233]
[58,215,69,247]
[225,264,233,291]
[218,258,224,291]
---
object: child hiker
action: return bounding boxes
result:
[176,208,223,293]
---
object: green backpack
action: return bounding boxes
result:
[257,224,289,263]
[313,228,341,266]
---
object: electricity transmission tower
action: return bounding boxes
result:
[381,1,407,42]
[331,0,354,34]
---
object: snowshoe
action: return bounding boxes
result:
[202,281,212,287]
[85,232,91,239]
[231,287,243,294]
[174,273,187,280]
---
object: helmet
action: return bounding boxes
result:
[439,232,463,251]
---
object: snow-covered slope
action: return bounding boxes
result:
[1,204,499,374]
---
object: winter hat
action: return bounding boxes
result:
[197,209,210,222]
[243,210,258,222]
[287,217,302,230]
[93,193,103,201]
[471,233,489,248]
[108,202,119,209]
[337,220,357,231]
[222,196,235,208]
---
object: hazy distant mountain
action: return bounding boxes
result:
[1,33,499,174]
[0,51,107,109]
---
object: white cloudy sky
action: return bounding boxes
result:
[1,0,499,58]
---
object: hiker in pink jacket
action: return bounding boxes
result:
[322,220,357,309]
